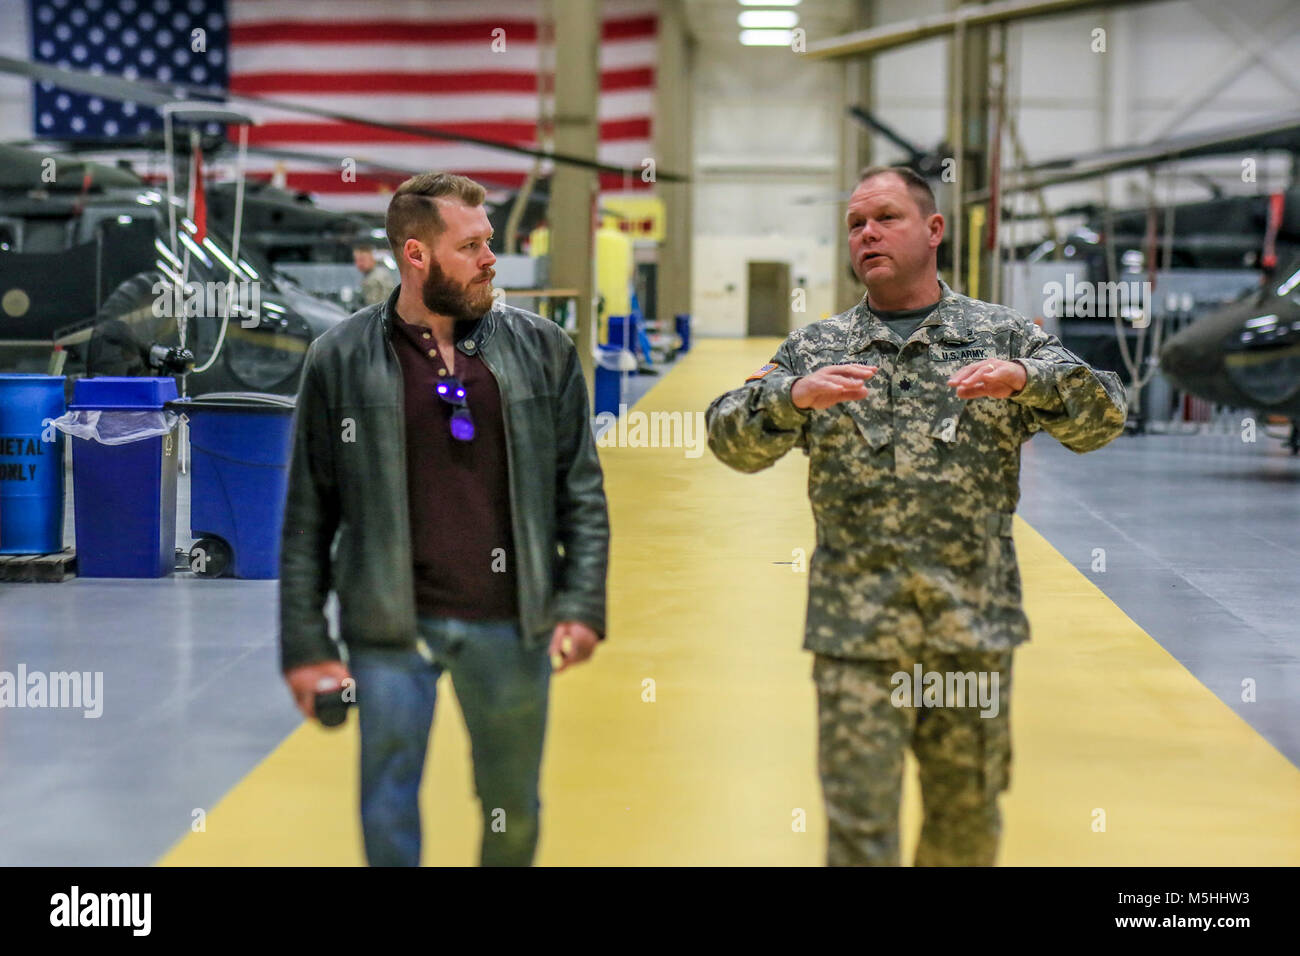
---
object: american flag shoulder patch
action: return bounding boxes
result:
[745,363,779,382]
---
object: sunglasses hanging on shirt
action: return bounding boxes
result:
[435,376,476,441]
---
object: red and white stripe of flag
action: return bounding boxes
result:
[227,0,658,209]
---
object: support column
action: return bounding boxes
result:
[654,0,693,328]
[549,0,600,388]
[833,0,875,314]
[946,0,992,296]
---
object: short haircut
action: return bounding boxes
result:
[857,165,937,218]
[385,172,487,257]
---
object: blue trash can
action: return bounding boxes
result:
[0,374,65,554]
[607,314,639,350]
[594,345,635,419]
[70,377,179,578]
[675,313,692,353]
[167,393,295,579]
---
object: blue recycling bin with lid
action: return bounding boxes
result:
[70,376,179,577]
[0,374,66,554]
[167,392,295,579]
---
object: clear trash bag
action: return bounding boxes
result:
[50,409,180,445]
[594,347,638,372]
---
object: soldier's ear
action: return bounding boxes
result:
[928,213,945,248]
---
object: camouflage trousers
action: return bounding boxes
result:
[813,649,1014,866]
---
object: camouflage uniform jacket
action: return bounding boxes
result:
[361,264,398,306]
[706,280,1127,660]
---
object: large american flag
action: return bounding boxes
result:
[30,0,230,139]
[30,0,658,211]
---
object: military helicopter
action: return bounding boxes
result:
[8,132,408,264]
[974,110,1300,270]
[1158,261,1300,452]
[0,137,350,396]
[0,52,685,396]
[974,112,1300,448]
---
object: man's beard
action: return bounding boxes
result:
[421,259,495,322]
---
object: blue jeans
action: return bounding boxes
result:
[351,616,551,866]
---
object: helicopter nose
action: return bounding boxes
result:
[1159,322,1220,388]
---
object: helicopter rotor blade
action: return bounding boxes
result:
[965,110,1300,203]
[0,54,688,183]
[846,106,926,165]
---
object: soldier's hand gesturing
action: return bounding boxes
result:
[948,359,1027,399]
[791,364,878,410]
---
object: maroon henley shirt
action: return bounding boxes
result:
[390,310,518,621]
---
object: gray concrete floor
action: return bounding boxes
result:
[0,380,1297,864]
[1,440,296,865]
[1017,428,1300,767]
[0,577,294,865]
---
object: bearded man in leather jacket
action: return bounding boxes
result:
[279,172,610,867]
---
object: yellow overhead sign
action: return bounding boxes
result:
[600,195,665,242]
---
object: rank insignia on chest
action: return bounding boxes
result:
[745,362,779,381]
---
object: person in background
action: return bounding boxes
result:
[353,240,398,306]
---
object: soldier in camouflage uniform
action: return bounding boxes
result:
[706,166,1127,866]
[354,241,398,306]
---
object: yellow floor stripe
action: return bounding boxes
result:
[160,338,1300,865]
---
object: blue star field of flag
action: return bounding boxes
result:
[28,0,230,140]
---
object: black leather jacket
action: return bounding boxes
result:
[278,287,609,672]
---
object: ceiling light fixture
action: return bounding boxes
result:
[739,29,795,46]
[739,10,799,28]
